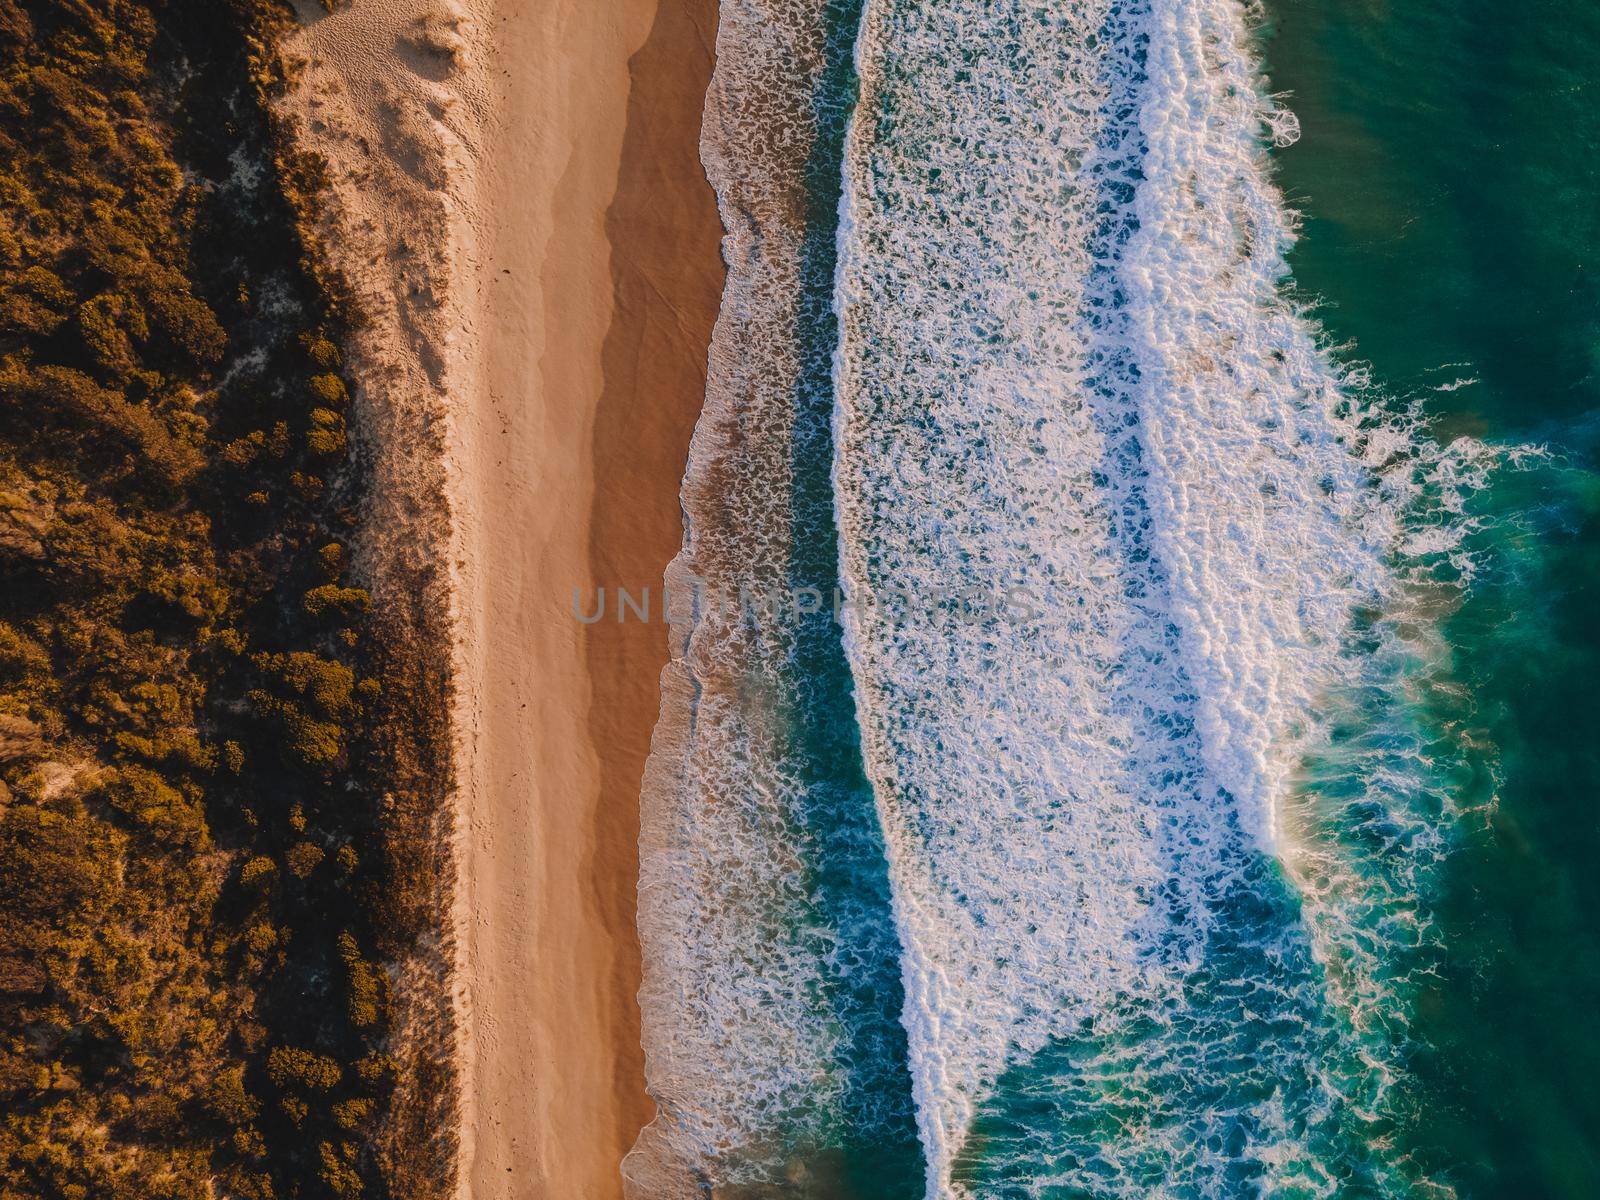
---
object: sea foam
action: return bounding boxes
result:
[832,0,1475,1194]
[628,0,917,1193]
[636,0,1491,1193]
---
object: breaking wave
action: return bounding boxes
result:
[633,0,1506,1195]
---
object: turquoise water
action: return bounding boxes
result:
[635,1,1600,1195]
[1269,2,1600,1195]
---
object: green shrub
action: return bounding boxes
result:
[309,372,347,407]
[77,290,146,375]
[285,841,324,879]
[266,1047,341,1092]
[306,422,346,457]
[101,765,209,847]
[0,1,420,1192]
[0,621,48,679]
[272,653,355,717]
[303,585,370,620]
[332,1097,372,1129]
[249,653,357,767]
[140,274,226,365]
[222,432,263,467]
[354,1053,395,1086]
[0,362,205,485]
[338,932,382,1028]
[281,709,344,768]
[204,1066,259,1126]
[301,333,341,369]
[319,1141,363,1198]
[0,265,74,335]
[239,856,276,889]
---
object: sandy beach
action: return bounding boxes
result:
[285,0,723,1195]
[459,0,721,1195]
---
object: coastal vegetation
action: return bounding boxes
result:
[0,1,451,1196]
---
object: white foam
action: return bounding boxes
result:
[628,0,905,1190]
[831,0,1455,1194]
[635,0,1497,1192]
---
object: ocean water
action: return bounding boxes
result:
[632,0,1599,1196]
[1267,3,1600,1195]
[629,2,922,1194]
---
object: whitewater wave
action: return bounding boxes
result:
[634,0,1503,1194]
[832,0,1490,1195]
[627,0,918,1193]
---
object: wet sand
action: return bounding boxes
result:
[459,0,722,1194]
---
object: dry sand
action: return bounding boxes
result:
[284,0,723,1195]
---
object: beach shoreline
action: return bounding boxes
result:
[283,0,722,1194]
[458,0,721,1194]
